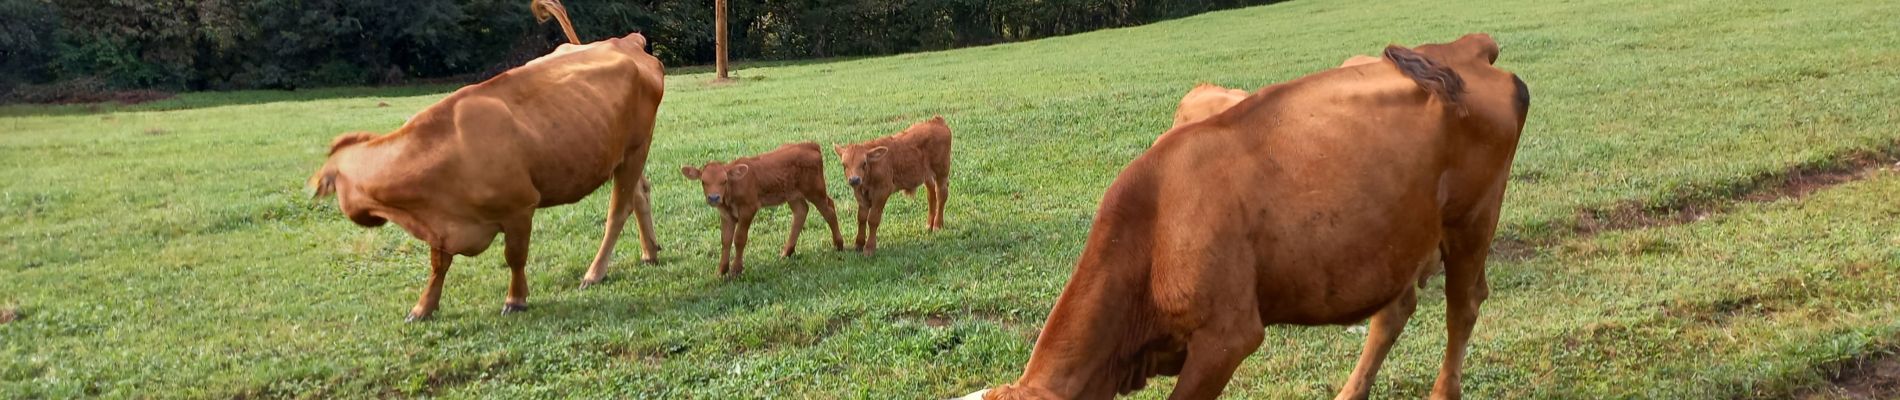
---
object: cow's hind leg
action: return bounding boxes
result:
[924,178,942,231]
[813,197,845,251]
[1431,218,1499,399]
[407,249,454,322]
[502,216,534,314]
[582,169,658,288]
[783,200,808,257]
[1335,288,1420,400]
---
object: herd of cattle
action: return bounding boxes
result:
[303,3,1529,398]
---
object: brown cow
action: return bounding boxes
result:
[1169,83,1250,130]
[960,33,1529,400]
[307,11,666,321]
[681,142,845,278]
[833,116,954,256]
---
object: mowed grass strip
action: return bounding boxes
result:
[2,0,1899,397]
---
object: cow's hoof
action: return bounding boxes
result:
[405,311,433,323]
[501,302,528,315]
[579,278,603,290]
[641,256,661,265]
[780,250,795,258]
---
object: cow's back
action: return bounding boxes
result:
[428,34,664,206]
[1135,67,1459,326]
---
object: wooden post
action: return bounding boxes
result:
[714,0,730,82]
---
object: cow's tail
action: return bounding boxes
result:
[1383,45,1467,116]
[530,0,581,44]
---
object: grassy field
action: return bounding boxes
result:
[4,0,1899,398]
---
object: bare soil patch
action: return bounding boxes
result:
[1796,350,1900,400]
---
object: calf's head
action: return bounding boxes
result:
[833,144,889,187]
[681,162,750,206]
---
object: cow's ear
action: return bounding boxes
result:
[681,165,701,180]
[730,164,750,179]
[867,146,889,161]
[833,144,847,155]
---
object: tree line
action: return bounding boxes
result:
[0,0,1278,98]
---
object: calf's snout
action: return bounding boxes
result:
[706,194,722,205]
[848,176,862,186]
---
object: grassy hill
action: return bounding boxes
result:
[3,0,1898,398]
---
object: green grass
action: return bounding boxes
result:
[4,0,1899,398]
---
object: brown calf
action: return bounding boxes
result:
[682,142,844,278]
[963,33,1530,400]
[833,117,953,256]
[308,10,665,321]
[1168,83,1251,131]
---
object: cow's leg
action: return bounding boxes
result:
[502,216,534,314]
[582,170,658,288]
[1334,288,1420,400]
[863,197,886,256]
[852,195,868,252]
[935,178,950,230]
[813,197,845,251]
[729,209,757,278]
[783,201,808,257]
[1431,211,1500,400]
[924,178,942,231]
[1166,314,1265,400]
[717,212,735,276]
[407,249,454,322]
[630,175,662,261]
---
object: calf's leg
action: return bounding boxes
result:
[1334,288,1420,400]
[853,195,869,251]
[863,198,886,256]
[407,249,454,322]
[730,209,757,278]
[813,197,845,250]
[717,213,735,276]
[502,216,534,314]
[783,201,808,257]
[924,178,942,231]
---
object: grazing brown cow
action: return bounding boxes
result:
[682,142,845,278]
[833,116,953,256]
[1169,83,1251,130]
[960,33,1530,400]
[307,14,666,321]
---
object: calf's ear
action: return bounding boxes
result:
[681,165,701,180]
[307,166,338,199]
[867,146,889,161]
[730,164,750,179]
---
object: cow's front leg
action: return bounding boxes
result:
[1166,316,1265,400]
[729,208,757,278]
[501,217,533,314]
[863,197,886,256]
[852,194,868,251]
[717,212,736,276]
[783,200,808,257]
[408,249,454,322]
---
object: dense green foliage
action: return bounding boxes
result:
[3,0,1898,398]
[0,0,1275,94]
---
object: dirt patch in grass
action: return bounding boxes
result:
[0,305,16,324]
[1499,144,1900,260]
[1796,350,1900,400]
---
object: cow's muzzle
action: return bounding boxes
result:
[706,194,722,205]
[848,176,862,186]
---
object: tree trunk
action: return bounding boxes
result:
[714,0,730,82]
